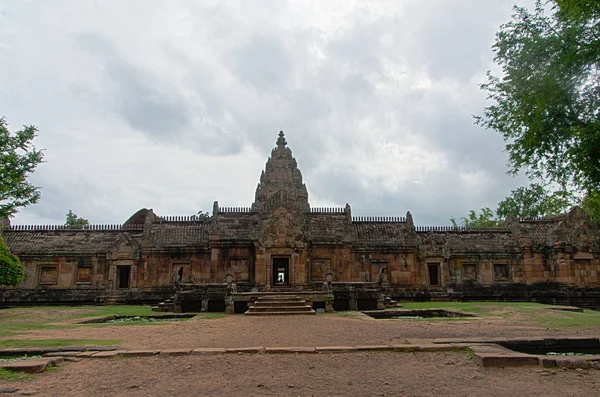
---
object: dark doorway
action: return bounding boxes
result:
[428,264,439,286]
[272,257,289,286]
[117,266,131,289]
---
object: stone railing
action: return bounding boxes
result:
[310,207,346,214]
[415,226,510,232]
[217,207,253,213]
[352,216,406,222]
[8,224,144,231]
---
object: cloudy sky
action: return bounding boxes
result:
[1,0,535,226]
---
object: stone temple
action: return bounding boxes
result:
[1,131,599,312]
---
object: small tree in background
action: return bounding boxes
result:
[65,210,89,228]
[0,234,25,286]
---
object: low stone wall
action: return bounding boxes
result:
[0,286,176,307]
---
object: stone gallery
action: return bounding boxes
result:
[1,132,599,312]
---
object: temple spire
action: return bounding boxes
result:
[251,130,309,212]
[276,130,287,148]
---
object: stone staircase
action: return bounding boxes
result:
[104,291,127,305]
[244,294,316,316]
[152,295,176,312]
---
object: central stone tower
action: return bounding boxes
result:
[252,131,310,288]
[251,131,310,213]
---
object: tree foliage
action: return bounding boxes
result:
[0,117,44,218]
[451,183,578,227]
[65,210,89,228]
[450,207,502,228]
[0,234,25,286]
[191,210,211,222]
[476,0,600,191]
[496,183,574,218]
[581,189,600,226]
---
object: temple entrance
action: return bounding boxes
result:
[272,257,289,286]
[428,264,439,286]
[117,266,131,289]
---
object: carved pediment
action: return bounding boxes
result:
[107,233,140,260]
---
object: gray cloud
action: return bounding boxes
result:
[1,0,538,226]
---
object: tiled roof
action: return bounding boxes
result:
[2,229,137,255]
[352,222,411,247]
[417,230,518,255]
[150,223,210,247]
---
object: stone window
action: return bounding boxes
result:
[370,260,389,283]
[39,266,58,285]
[172,262,191,283]
[76,257,92,283]
[463,263,478,281]
[493,264,509,280]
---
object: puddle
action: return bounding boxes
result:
[363,309,476,319]
[501,338,600,356]
[79,314,195,324]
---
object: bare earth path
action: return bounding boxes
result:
[3,311,600,396]
[16,312,599,349]
[4,352,600,396]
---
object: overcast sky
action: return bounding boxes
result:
[1,0,535,226]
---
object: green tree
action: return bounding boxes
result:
[65,210,89,228]
[476,0,600,191]
[581,190,600,226]
[0,234,25,286]
[0,117,44,218]
[450,207,502,228]
[191,210,211,221]
[496,183,574,218]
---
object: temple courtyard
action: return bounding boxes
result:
[1,302,600,396]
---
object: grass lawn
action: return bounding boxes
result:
[399,301,600,328]
[0,305,155,339]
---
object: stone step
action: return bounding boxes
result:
[252,301,308,307]
[247,305,314,312]
[257,295,302,300]
[244,310,316,316]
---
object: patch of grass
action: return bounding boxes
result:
[400,301,549,316]
[0,305,156,337]
[0,368,35,382]
[530,308,600,329]
[0,339,120,348]
[44,364,60,373]
[397,301,600,329]
[194,313,225,320]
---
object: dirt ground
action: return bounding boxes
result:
[14,312,600,349]
[2,311,600,395]
[4,352,600,396]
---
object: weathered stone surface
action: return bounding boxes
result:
[76,351,99,358]
[44,351,80,357]
[315,346,358,353]
[191,348,226,355]
[225,347,264,354]
[354,345,394,352]
[264,347,316,354]
[90,350,127,358]
[473,353,540,367]
[0,359,51,373]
